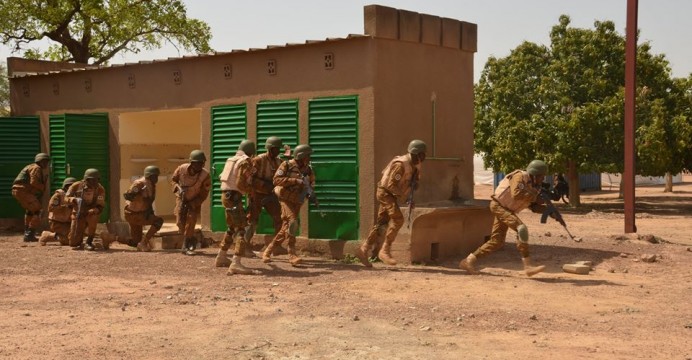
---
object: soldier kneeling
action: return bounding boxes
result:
[39,177,77,246]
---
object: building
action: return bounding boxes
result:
[1,5,492,262]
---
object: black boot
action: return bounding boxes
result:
[23,227,38,242]
[85,236,95,251]
[183,237,196,256]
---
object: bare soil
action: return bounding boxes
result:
[1,181,691,360]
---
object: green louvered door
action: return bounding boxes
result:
[308,96,359,240]
[210,104,247,231]
[0,116,41,218]
[49,113,110,222]
[255,100,299,234]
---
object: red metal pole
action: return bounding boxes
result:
[624,0,638,233]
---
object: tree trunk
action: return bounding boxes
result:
[567,161,580,207]
[664,172,673,193]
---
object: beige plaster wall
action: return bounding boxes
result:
[118,109,201,219]
[370,39,476,205]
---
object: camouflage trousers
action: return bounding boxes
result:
[269,200,303,253]
[473,199,530,259]
[219,190,248,255]
[247,192,282,236]
[68,212,99,247]
[42,220,71,245]
[12,188,42,229]
[174,198,201,238]
[125,210,163,245]
[363,187,404,249]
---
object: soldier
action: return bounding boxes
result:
[66,168,106,251]
[262,144,316,266]
[12,153,50,242]
[38,177,77,246]
[116,165,164,252]
[459,160,549,277]
[171,150,212,256]
[245,136,284,251]
[355,140,426,267]
[215,140,260,275]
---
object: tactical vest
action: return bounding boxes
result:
[252,153,281,194]
[220,151,250,192]
[12,163,45,193]
[48,189,72,223]
[174,163,210,201]
[125,177,155,212]
[67,181,106,210]
[379,154,417,200]
[493,170,532,213]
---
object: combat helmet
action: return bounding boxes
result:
[189,150,207,163]
[35,153,50,163]
[526,160,548,176]
[265,136,283,150]
[62,177,77,188]
[294,144,313,160]
[407,140,427,155]
[144,165,160,178]
[84,168,100,180]
[238,140,256,156]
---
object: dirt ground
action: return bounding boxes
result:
[1,181,691,360]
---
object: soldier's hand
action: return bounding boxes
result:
[87,208,100,216]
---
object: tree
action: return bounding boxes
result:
[475,15,688,205]
[0,0,212,65]
[0,61,8,116]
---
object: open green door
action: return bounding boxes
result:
[210,104,247,231]
[0,116,41,218]
[49,113,110,222]
[308,96,359,240]
[255,100,298,234]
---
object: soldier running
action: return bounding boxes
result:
[114,165,164,252]
[262,144,316,266]
[215,140,260,275]
[12,153,50,242]
[171,150,212,255]
[355,140,426,267]
[245,136,284,251]
[39,177,77,246]
[66,169,106,251]
[459,160,549,277]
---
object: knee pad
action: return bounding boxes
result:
[288,220,299,236]
[152,217,164,230]
[517,224,529,244]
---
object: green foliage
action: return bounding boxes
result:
[0,62,8,116]
[0,0,212,65]
[475,15,690,183]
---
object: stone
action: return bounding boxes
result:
[562,264,590,275]
[640,254,657,263]
[576,261,593,267]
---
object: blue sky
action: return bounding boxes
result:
[2,0,690,82]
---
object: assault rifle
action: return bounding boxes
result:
[174,184,188,218]
[407,169,418,229]
[302,175,325,218]
[538,188,577,241]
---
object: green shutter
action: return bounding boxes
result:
[50,113,110,222]
[255,100,299,234]
[0,116,41,218]
[308,96,359,240]
[210,104,247,231]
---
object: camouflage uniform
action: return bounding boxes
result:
[39,188,73,245]
[476,170,545,258]
[263,158,315,265]
[171,163,211,238]
[66,180,106,248]
[459,160,548,277]
[247,152,283,237]
[12,163,48,238]
[123,176,163,250]
[218,150,254,255]
[359,154,421,265]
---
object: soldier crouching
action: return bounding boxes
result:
[66,168,106,251]
[39,177,77,246]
